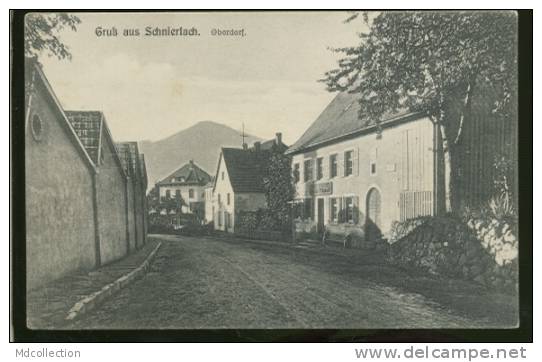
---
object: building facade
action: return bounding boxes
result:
[287,92,438,241]
[212,134,288,233]
[155,160,211,222]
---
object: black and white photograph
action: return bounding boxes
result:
[10,9,532,344]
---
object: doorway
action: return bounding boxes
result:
[366,188,382,240]
[317,198,325,235]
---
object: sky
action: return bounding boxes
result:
[39,12,365,144]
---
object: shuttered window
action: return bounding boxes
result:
[329,154,338,178]
[304,159,313,182]
[344,151,353,176]
[316,157,323,180]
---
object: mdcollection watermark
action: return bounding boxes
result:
[15,348,81,359]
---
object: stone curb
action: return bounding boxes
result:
[65,241,162,321]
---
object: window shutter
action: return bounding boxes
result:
[354,148,359,176]
[338,153,343,177]
[338,197,344,223]
[353,196,360,224]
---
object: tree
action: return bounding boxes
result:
[262,150,296,231]
[24,13,81,60]
[322,11,517,212]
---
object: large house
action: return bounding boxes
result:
[24,58,147,290]
[286,92,439,242]
[155,160,211,219]
[212,133,288,232]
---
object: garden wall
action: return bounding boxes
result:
[388,215,518,292]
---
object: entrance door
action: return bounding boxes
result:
[366,188,382,240]
[317,198,325,234]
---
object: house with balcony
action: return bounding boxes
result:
[155,160,211,222]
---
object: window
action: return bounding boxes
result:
[370,147,377,176]
[175,189,181,200]
[218,211,222,226]
[227,193,230,205]
[345,197,354,223]
[189,189,194,198]
[330,198,338,223]
[293,163,300,183]
[344,150,353,176]
[165,190,171,199]
[31,114,43,141]
[316,157,323,180]
[303,198,313,220]
[221,171,225,180]
[218,194,221,204]
[330,154,338,178]
[304,159,313,182]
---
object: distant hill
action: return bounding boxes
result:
[138,121,262,190]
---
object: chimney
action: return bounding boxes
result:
[254,141,261,152]
[242,143,248,150]
[275,132,282,145]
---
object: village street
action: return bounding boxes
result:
[65,235,517,329]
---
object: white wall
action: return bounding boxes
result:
[158,184,205,203]
[213,154,235,232]
[291,117,435,237]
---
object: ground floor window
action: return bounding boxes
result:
[345,196,355,223]
[328,196,359,224]
[329,198,339,223]
[303,198,313,220]
[293,198,314,220]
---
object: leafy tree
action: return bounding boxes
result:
[24,13,81,60]
[322,11,517,212]
[262,150,296,231]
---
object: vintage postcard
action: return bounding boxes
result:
[17,10,522,334]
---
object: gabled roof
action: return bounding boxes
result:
[286,92,418,155]
[65,111,103,164]
[116,142,140,178]
[218,147,271,193]
[156,160,211,186]
[25,57,96,171]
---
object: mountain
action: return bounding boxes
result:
[138,121,262,190]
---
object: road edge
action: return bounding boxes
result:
[65,241,162,321]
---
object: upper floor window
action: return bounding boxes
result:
[189,189,194,198]
[316,157,323,180]
[221,171,225,180]
[227,193,231,205]
[370,147,377,176]
[330,154,338,178]
[293,163,300,183]
[304,159,313,182]
[218,194,221,204]
[344,150,353,176]
[175,189,181,199]
[165,189,171,199]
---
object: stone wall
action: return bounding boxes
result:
[388,215,518,292]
